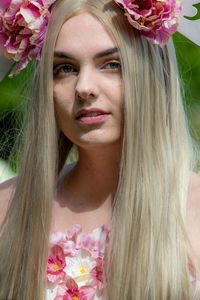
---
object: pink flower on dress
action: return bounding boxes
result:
[0,0,56,76]
[66,224,82,240]
[47,224,111,298]
[113,0,182,45]
[76,225,111,259]
[50,231,78,257]
[55,277,95,300]
[90,257,105,290]
[47,245,66,284]
[76,233,101,258]
[50,232,67,245]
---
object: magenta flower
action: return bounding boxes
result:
[55,278,95,300]
[114,0,182,45]
[0,0,56,77]
[47,245,66,284]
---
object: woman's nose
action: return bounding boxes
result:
[75,67,98,101]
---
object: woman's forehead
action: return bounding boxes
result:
[54,12,117,57]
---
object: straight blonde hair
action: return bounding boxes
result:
[0,0,199,299]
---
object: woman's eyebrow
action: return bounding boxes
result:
[95,47,119,58]
[53,47,119,59]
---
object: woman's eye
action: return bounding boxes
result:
[53,64,77,76]
[104,61,121,70]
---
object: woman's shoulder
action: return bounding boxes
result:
[0,177,17,225]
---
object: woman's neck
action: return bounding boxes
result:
[58,143,121,209]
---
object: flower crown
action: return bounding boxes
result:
[0,0,199,78]
[114,0,182,45]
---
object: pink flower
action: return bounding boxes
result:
[50,232,67,245]
[76,225,111,259]
[50,231,78,257]
[47,245,66,284]
[66,225,108,258]
[66,224,82,240]
[114,0,182,45]
[76,233,100,258]
[55,278,95,300]
[0,0,56,76]
[90,257,105,290]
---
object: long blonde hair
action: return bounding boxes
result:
[0,0,199,299]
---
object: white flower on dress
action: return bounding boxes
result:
[66,248,97,287]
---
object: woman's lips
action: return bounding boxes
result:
[76,113,110,125]
[75,108,110,125]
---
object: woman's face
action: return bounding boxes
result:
[53,12,123,148]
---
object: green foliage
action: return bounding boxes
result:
[173,33,200,144]
[0,62,35,113]
[0,62,35,173]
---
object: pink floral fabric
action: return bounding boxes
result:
[0,0,56,76]
[113,0,182,45]
[46,224,110,300]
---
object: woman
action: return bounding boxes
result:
[0,0,200,299]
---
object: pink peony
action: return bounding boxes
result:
[114,0,182,45]
[55,278,95,300]
[0,0,56,76]
[47,245,66,284]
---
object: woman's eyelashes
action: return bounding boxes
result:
[105,61,121,70]
[53,64,77,76]
[53,61,121,77]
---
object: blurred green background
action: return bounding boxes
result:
[0,25,200,181]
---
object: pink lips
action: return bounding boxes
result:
[75,108,110,125]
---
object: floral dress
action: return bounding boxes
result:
[46,224,110,300]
